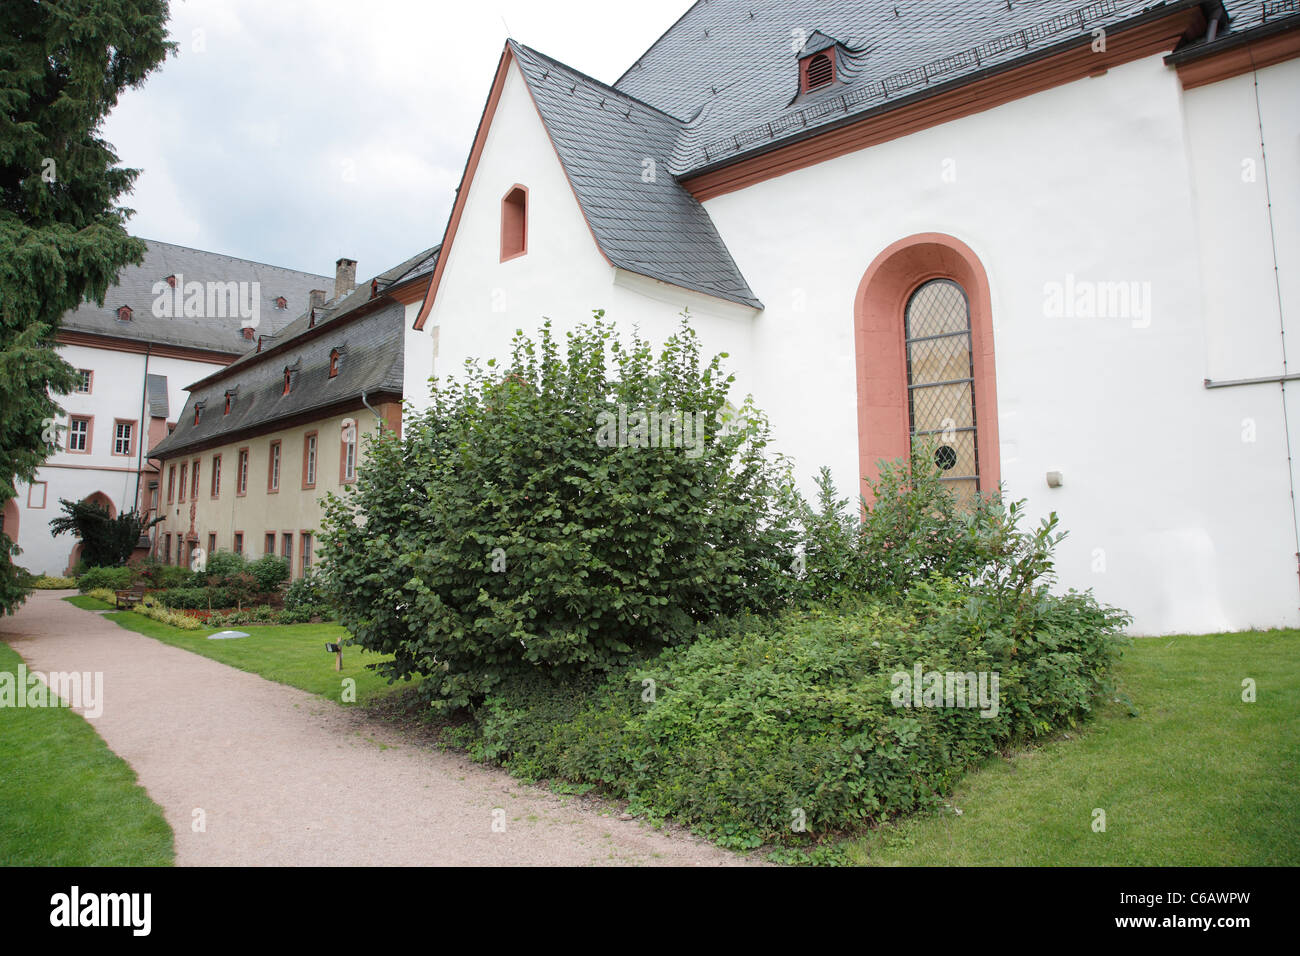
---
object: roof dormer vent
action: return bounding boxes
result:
[797,31,843,94]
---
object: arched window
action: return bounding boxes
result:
[282,368,292,395]
[904,279,979,497]
[329,349,340,378]
[853,233,1000,506]
[501,185,527,261]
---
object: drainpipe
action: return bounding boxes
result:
[360,389,384,431]
[1206,10,1222,43]
[1250,34,1299,603]
[134,344,152,548]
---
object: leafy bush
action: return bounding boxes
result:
[284,571,329,616]
[29,575,76,589]
[134,560,194,589]
[246,554,290,594]
[195,550,245,585]
[155,586,232,610]
[223,572,260,610]
[321,315,800,712]
[793,450,1072,615]
[86,588,117,605]
[77,566,134,593]
[472,579,1129,849]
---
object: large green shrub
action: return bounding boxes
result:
[321,315,800,712]
[135,560,194,589]
[246,554,289,593]
[473,578,1129,850]
[76,565,134,593]
[195,549,246,584]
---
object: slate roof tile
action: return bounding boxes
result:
[61,238,332,355]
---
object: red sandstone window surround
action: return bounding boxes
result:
[501,185,528,262]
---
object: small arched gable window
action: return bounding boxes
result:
[501,185,528,262]
[282,368,292,395]
[329,349,340,378]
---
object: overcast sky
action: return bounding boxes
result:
[102,0,690,281]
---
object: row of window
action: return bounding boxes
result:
[160,531,314,576]
[194,353,345,428]
[165,430,357,504]
[60,415,135,456]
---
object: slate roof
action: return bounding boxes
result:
[146,374,169,419]
[222,245,439,376]
[509,41,762,309]
[146,250,437,460]
[613,0,1233,175]
[491,1,1299,314]
[61,238,333,355]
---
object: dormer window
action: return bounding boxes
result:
[329,349,340,378]
[117,305,133,322]
[283,368,292,395]
[801,51,834,91]
[223,391,235,415]
[797,31,843,94]
[275,296,287,310]
[194,403,205,426]
[501,185,528,261]
[308,309,316,329]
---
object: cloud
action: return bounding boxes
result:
[101,0,688,281]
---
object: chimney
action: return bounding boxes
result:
[309,289,327,309]
[334,258,357,300]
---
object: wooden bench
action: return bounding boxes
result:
[114,585,146,610]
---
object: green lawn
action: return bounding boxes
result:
[70,598,406,706]
[848,629,1300,865]
[64,594,113,611]
[0,641,174,865]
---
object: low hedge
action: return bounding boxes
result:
[29,575,76,589]
[467,577,1129,851]
[136,597,202,631]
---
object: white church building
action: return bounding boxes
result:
[399,0,1300,635]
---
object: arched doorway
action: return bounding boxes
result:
[83,491,116,518]
[853,233,999,503]
[64,492,118,573]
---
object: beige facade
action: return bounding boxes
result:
[152,404,398,577]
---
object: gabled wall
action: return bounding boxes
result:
[404,61,759,414]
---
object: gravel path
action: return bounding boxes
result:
[1,592,749,866]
